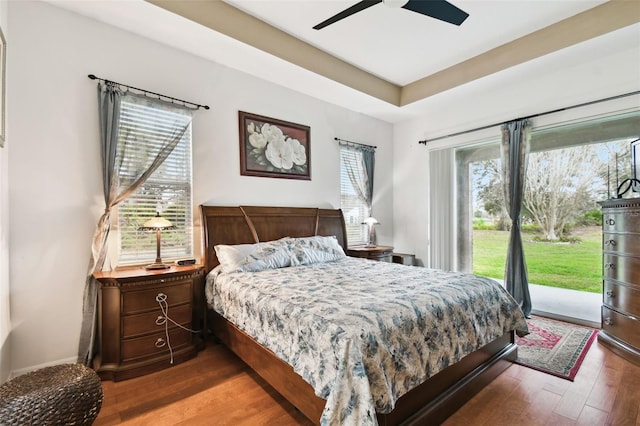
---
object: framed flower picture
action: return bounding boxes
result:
[239,111,311,180]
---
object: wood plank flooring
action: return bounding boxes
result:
[95,339,640,425]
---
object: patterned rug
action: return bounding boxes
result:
[514,316,598,381]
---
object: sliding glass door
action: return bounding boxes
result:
[454,110,639,295]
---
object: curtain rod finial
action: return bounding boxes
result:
[88,74,97,80]
[418,140,427,145]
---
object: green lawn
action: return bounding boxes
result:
[472,228,602,293]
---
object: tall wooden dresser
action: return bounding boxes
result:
[599,198,640,366]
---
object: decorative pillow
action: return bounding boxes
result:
[288,235,346,266]
[214,239,292,273]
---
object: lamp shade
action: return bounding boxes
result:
[138,212,175,231]
[362,217,379,226]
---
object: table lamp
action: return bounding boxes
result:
[138,212,176,270]
[363,216,379,247]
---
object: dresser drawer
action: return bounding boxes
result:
[603,254,640,286]
[602,233,640,256]
[122,281,192,314]
[603,209,640,234]
[122,303,192,338]
[603,280,640,317]
[602,306,640,350]
[121,327,192,362]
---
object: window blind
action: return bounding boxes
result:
[116,98,193,265]
[429,148,456,271]
[340,147,366,245]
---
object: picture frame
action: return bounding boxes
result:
[239,111,311,180]
[0,26,6,147]
[632,138,640,192]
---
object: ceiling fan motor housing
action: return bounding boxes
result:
[383,0,410,8]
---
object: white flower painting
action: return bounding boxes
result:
[239,112,310,180]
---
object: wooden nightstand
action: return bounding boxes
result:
[93,264,204,381]
[347,245,394,262]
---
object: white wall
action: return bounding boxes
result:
[8,1,393,373]
[392,24,640,266]
[0,0,9,383]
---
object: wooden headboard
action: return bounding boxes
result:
[200,205,348,273]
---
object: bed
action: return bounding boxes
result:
[200,205,528,425]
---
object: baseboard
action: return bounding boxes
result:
[9,356,78,380]
[530,309,600,329]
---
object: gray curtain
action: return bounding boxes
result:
[341,143,376,216]
[78,83,192,365]
[501,119,532,317]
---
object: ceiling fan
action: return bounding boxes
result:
[313,0,469,30]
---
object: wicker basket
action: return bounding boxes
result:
[0,363,103,425]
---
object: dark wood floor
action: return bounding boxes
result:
[95,338,640,425]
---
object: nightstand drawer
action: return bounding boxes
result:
[122,282,192,314]
[122,303,192,338]
[602,306,640,350]
[121,327,192,362]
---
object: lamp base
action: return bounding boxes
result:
[145,262,171,270]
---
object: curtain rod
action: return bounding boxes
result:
[418,90,640,145]
[88,74,210,111]
[335,137,377,149]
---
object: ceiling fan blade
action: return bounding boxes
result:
[313,0,382,30]
[402,0,469,26]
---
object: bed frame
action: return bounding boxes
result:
[201,205,517,425]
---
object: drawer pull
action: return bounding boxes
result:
[605,290,615,298]
[155,338,166,348]
[155,315,167,326]
[156,293,167,303]
[604,317,613,326]
[605,218,616,225]
[604,263,615,270]
[604,239,617,247]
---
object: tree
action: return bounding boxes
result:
[523,146,598,240]
[474,140,631,241]
[473,160,510,230]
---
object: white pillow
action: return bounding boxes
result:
[288,235,346,266]
[215,239,292,273]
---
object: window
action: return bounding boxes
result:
[116,97,193,266]
[340,147,367,245]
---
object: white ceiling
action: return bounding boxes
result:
[225,0,604,86]
[44,0,639,123]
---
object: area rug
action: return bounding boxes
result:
[514,316,598,381]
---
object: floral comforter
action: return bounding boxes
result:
[205,257,528,426]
